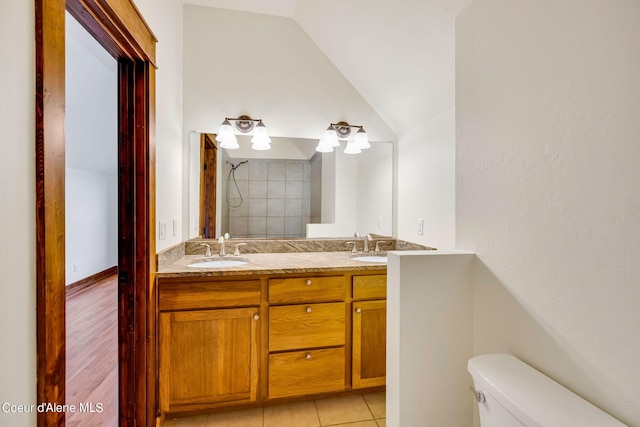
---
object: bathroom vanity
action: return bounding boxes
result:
[155,245,398,419]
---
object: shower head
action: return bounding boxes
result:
[227,160,249,171]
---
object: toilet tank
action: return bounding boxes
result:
[468,354,627,427]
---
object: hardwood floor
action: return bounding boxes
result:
[66,274,118,426]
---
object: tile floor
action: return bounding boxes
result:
[164,392,386,427]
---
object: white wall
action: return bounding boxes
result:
[397,110,456,249]
[456,1,640,425]
[65,169,117,284]
[0,2,36,426]
[356,142,393,236]
[135,0,184,251]
[387,251,474,426]
[182,6,395,142]
[66,13,118,284]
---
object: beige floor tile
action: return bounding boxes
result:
[376,419,386,427]
[164,415,208,427]
[363,392,386,419]
[205,407,263,427]
[264,400,320,427]
[326,422,378,427]
[315,394,373,426]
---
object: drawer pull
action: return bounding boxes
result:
[306,307,312,313]
[253,314,260,320]
[355,308,361,314]
[305,353,312,360]
[305,279,312,286]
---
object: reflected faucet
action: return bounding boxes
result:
[218,236,226,257]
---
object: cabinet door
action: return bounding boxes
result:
[352,300,386,388]
[159,307,260,412]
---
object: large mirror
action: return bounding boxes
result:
[189,133,393,239]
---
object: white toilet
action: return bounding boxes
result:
[468,353,628,427]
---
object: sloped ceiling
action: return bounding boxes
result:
[183,0,472,136]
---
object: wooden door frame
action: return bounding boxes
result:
[35,0,157,425]
[199,134,218,238]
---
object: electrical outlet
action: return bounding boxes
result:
[417,219,424,236]
[173,219,178,236]
[73,264,78,272]
[159,220,167,240]
[377,216,382,229]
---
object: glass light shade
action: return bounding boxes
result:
[251,142,271,151]
[324,125,340,147]
[217,133,239,149]
[251,121,271,145]
[344,139,362,154]
[354,128,370,149]
[217,119,234,139]
[316,138,334,153]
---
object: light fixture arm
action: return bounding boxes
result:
[225,115,263,133]
[330,121,365,138]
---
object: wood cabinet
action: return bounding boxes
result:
[352,274,387,388]
[158,278,261,413]
[159,307,260,412]
[267,275,347,398]
[157,270,386,418]
[353,300,386,388]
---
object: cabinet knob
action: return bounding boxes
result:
[306,307,312,313]
[253,314,260,320]
[305,279,312,286]
[305,353,312,360]
[355,308,362,314]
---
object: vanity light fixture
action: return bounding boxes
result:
[316,121,370,154]
[216,115,271,150]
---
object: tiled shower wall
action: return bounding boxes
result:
[221,158,319,238]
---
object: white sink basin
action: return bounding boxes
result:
[187,258,248,268]
[352,256,387,263]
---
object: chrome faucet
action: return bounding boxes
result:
[218,236,226,256]
[200,243,212,257]
[353,232,370,252]
[346,242,357,253]
[233,243,247,256]
[374,240,392,254]
[364,234,371,253]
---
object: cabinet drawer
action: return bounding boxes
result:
[269,276,346,304]
[268,348,345,399]
[159,280,261,311]
[352,275,387,300]
[269,303,345,351]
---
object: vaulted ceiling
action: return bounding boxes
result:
[183,0,472,136]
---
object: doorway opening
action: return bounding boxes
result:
[64,11,119,424]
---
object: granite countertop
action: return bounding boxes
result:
[156,251,388,278]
